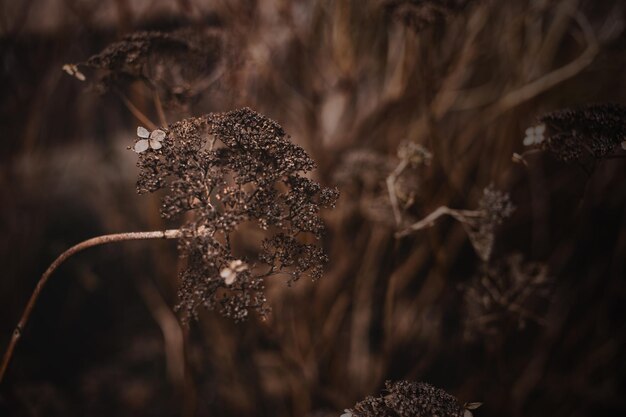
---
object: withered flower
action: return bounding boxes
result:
[135,107,338,321]
[83,29,222,105]
[383,0,477,32]
[346,380,473,417]
[463,253,552,341]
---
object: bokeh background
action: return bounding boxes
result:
[1,0,626,416]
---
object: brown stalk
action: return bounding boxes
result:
[395,206,482,238]
[0,229,183,383]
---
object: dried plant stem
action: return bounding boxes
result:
[153,90,168,127]
[395,206,481,238]
[490,11,597,118]
[117,89,158,130]
[0,229,182,384]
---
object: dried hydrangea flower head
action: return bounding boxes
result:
[134,107,338,321]
[83,29,221,105]
[467,185,516,261]
[524,103,626,163]
[397,141,433,168]
[345,380,478,417]
[463,253,552,341]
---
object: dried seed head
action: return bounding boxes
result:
[460,185,515,262]
[348,380,468,417]
[134,107,338,321]
[527,103,626,163]
[383,0,478,33]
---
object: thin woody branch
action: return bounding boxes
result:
[0,229,182,383]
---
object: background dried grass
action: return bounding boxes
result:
[1,0,626,416]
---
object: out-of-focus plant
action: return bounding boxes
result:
[396,185,515,262]
[462,253,552,342]
[516,103,626,173]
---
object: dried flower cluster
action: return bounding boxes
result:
[344,381,471,417]
[524,103,626,164]
[465,185,516,261]
[382,0,477,32]
[84,29,221,105]
[463,253,552,340]
[134,107,338,321]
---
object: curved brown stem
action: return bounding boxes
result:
[0,229,182,384]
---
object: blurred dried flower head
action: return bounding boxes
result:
[335,142,432,226]
[524,104,626,164]
[468,185,516,261]
[134,107,338,321]
[463,253,552,341]
[346,380,474,417]
[396,141,433,168]
[383,0,477,32]
[83,29,222,106]
[334,150,395,192]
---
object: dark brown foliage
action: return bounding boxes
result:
[135,107,338,320]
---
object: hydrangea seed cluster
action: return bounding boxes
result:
[134,107,338,321]
[346,380,467,417]
[527,103,626,163]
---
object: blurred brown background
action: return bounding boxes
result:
[1,0,626,416]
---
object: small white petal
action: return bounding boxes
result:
[137,126,150,138]
[535,124,546,134]
[150,129,166,141]
[134,139,150,153]
[524,127,533,135]
[621,141,626,151]
[62,64,74,75]
[220,268,236,285]
[230,259,248,273]
[150,139,163,150]
[523,135,535,146]
[225,273,236,285]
